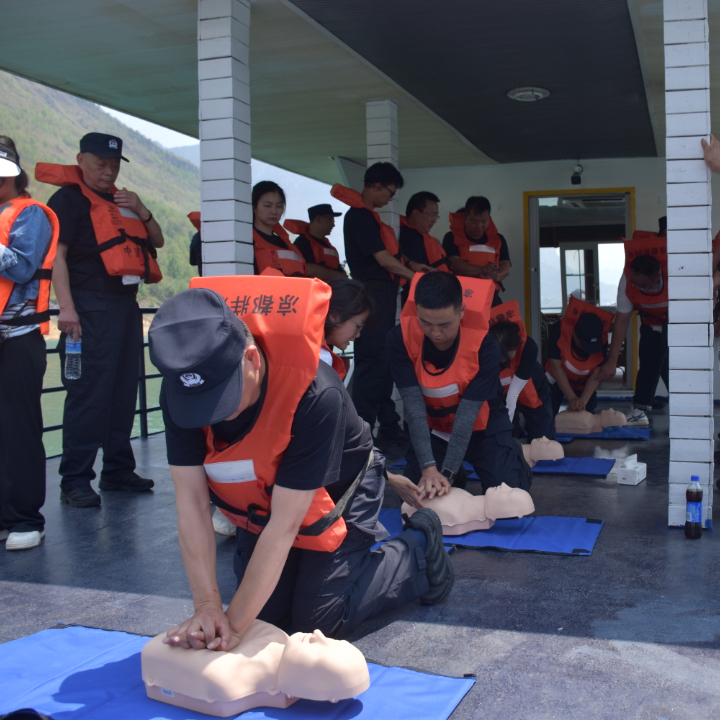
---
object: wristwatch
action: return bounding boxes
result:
[441,469,455,485]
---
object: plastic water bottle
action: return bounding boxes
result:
[684,475,703,539]
[64,337,82,380]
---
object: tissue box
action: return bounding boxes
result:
[617,454,647,485]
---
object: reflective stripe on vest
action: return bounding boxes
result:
[282,219,341,270]
[253,225,307,277]
[277,248,304,262]
[565,360,590,376]
[34,163,162,284]
[420,383,460,398]
[0,197,59,335]
[191,274,348,552]
[469,244,495,253]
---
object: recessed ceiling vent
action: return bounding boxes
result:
[507,87,550,102]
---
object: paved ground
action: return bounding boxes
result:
[2,400,719,719]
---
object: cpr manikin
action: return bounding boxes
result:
[522,436,564,467]
[401,483,535,535]
[555,408,627,434]
[142,620,370,718]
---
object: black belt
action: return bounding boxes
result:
[209,450,375,538]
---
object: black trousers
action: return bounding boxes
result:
[352,280,401,432]
[633,322,669,408]
[233,451,429,639]
[517,364,556,440]
[0,330,47,533]
[58,290,142,490]
[403,426,532,492]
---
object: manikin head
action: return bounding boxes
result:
[325,279,374,351]
[76,132,128,194]
[252,181,286,234]
[523,437,564,466]
[0,135,27,204]
[489,320,521,368]
[463,196,491,240]
[599,408,627,427]
[628,254,662,292]
[361,162,404,210]
[406,191,440,235]
[415,272,465,351]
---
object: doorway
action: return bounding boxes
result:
[525,189,635,392]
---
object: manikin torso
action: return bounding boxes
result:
[555,408,627,434]
[142,621,370,718]
[401,484,535,535]
[522,436,564,467]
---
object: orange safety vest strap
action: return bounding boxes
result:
[253,226,307,277]
[623,234,668,325]
[399,216,450,272]
[448,212,503,290]
[188,211,201,231]
[284,219,341,270]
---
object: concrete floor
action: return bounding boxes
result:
[2,400,719,719]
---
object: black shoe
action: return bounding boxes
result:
[98,471,154,493]
[60,485,101,508]
[404,508,455,606]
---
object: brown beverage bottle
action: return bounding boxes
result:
[685,475,703,540]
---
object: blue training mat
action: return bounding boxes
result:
[0,626,475,720]
[555,426,651,441]
[530,456,616,476]
[378,508,603,556]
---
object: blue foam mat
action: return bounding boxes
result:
[378,508,603,556]
[555,426,651,441]
[530,457,615,476]
[0,626,474,720]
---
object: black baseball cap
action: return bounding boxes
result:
[149,289,247,428]
[308,203,341,220]
[79,133,129,162]
[574,312,604,354]
[0,142,21,177]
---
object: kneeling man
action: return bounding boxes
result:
[388,272,531,499]
[149,275,454,651]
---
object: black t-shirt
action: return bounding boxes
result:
[399,225,428,265]
[344,206,392,283]
[515,336,538,381]
[47,184,134,293]
[547,322,607,365]
[253,226,291,275]
[161,358,373,502]
[387,326,506,420]
[442,231,511,264]
[294,233,334,267]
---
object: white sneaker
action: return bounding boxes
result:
[212,509,237,537]
[625,409,649,426]
[0,529,8,542]
[6,530,45,551]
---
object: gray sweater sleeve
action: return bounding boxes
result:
[397,385,436,469]
[442,398,484,478]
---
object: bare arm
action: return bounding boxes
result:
[593,311,632,382]
[579,375,602,408]
[114,188,165,248]
[447,255,486,278]
[497,259,511,282]
[549,358,581,410]
[702,134,720,174]
[305,262,346,281]
[373,249,414,280]
[52,243,81,341]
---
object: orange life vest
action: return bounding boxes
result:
[35,163,162,284]
[545,296,612,393]
[448,212,504,291]
[188,274,354,553]
[399,216,450,271]
[0,197,59,335]
[400,274,495,433]
[188,211,201,231]
[330,184,406,284]
[321,340,348,380]
[622,232,668,326]
[253,224,307,277]
[489,300,542,409]
[283,219,341,271]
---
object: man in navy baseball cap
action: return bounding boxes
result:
[79,132,129,162]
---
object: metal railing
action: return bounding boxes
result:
[43,307,162,438]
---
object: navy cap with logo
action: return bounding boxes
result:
[308,203,342,221]
[149,288,247,429]
[574,312,604,355]
[0,141,21,178]
[79,132,129,162]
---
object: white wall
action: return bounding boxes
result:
[399,157,670,312]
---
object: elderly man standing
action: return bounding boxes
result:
[39,133,164,507]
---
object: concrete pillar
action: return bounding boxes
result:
[198,0,253,276]
[664,0,714,527]
[366,100,399,236]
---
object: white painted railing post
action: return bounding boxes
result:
[366,100,400,237]
[664,0,714,527]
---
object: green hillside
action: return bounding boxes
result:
[0,70,200,306]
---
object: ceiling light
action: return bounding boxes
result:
[507,87,550,102]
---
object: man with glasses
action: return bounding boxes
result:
[593,222,668,425]
[399,192,450,284]
[333,163,432,451]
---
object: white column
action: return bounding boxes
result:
[366,100,399,236]
[664,0,714,527]
[198,0,253,276]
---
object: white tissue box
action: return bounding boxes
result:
[617,454,647,485]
